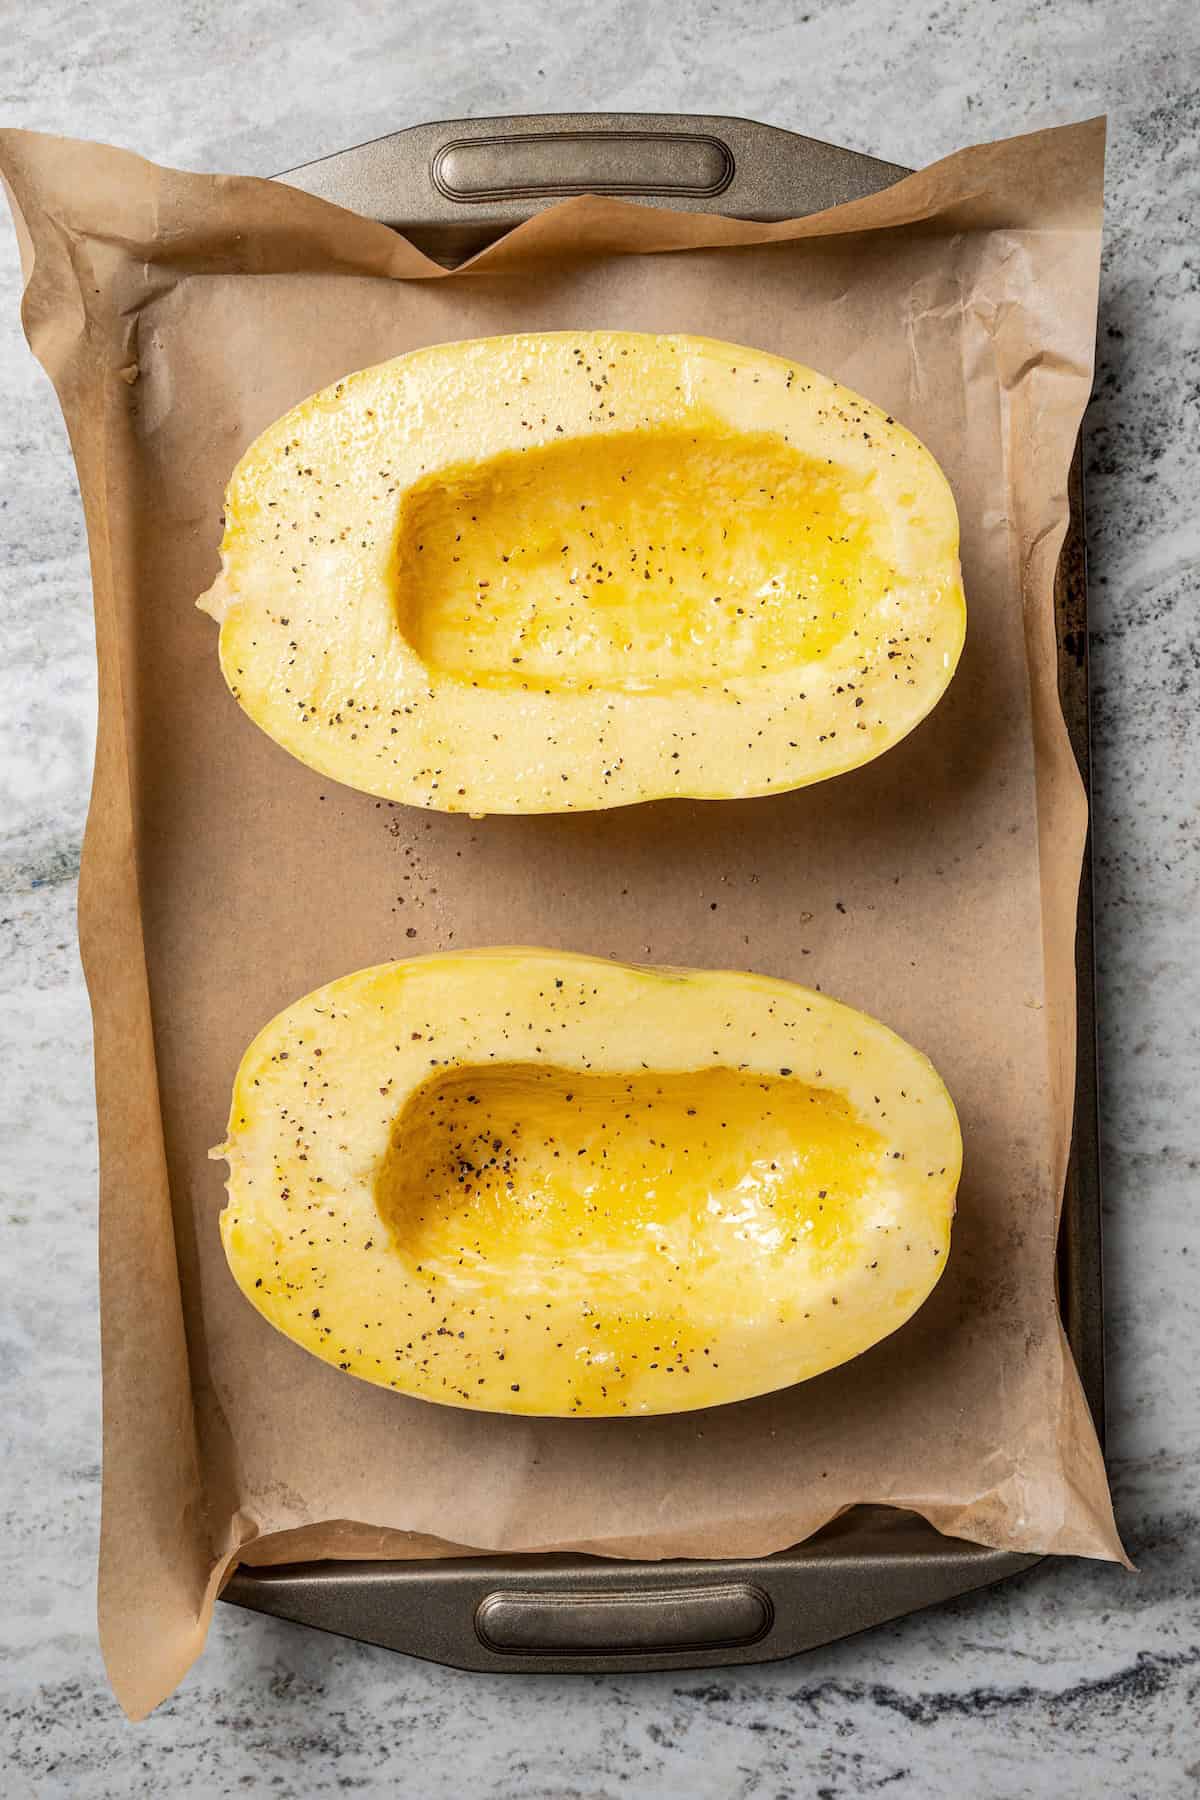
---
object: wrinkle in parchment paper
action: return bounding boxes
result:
[0,117,1123,1719]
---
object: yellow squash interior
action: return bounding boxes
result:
[395,427,884,691]
[201,332,965,813]
[217,950,960,1416]
[378,1063,879,1270]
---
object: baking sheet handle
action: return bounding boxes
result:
[223,1533,1037,1674]
[276,111,910,263]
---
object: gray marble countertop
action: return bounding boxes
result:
[2,2,1196,1794]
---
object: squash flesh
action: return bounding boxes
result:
[216,950,960,1416]
[377,1062,880,1278]
[201,332,965,813]
[395,427,886,692]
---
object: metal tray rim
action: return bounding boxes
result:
[222,110,1104,1674]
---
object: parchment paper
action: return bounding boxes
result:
[0,118,1125,1720]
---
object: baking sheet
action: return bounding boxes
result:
[0,117,1124,1720]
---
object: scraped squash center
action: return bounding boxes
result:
[375,1063,882,1287]
[393,428,889,691]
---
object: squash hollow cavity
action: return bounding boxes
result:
[391,427,891,692]
[374,1061,884,1294]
